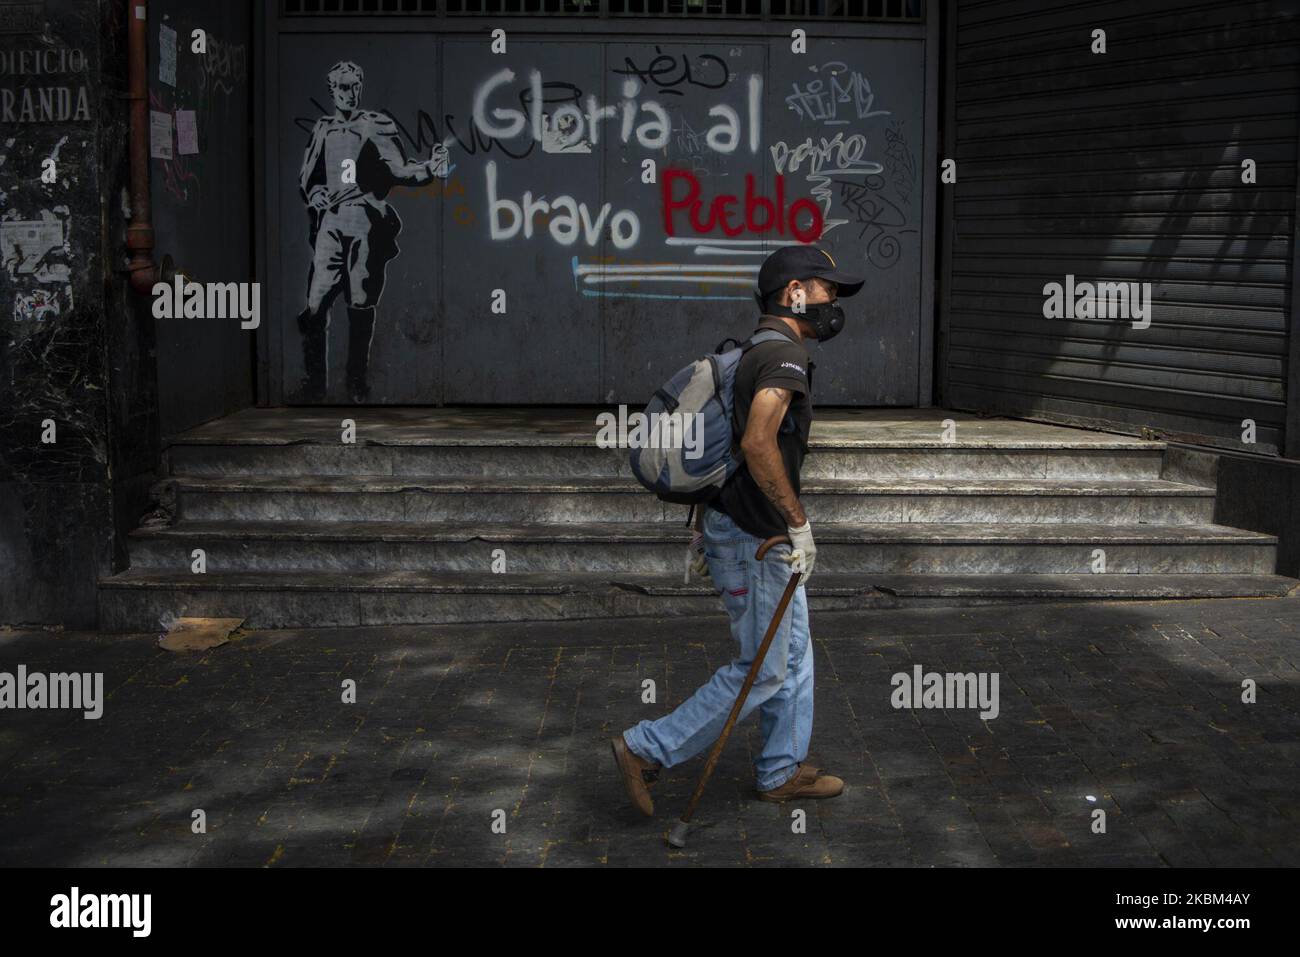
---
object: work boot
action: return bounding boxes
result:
[296,308,328,403]
[610,735,661,817]
[757,764,844,803]
[345,306,376,404]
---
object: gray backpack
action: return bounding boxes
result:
[628,330,788,506]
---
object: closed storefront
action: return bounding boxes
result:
[940,0,1300,455]
[259,1,937,405]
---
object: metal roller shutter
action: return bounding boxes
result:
[941,0,1300,455]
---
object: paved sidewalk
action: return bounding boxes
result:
[1,596,1298,867]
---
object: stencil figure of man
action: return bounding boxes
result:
[296,60,449,402]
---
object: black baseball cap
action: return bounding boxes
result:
[756,244,865,301]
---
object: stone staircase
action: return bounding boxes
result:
[97,408,1298,631]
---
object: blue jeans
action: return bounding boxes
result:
[622,505,813,791]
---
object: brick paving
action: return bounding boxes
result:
[1,596,1298,867]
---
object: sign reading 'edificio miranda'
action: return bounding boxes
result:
[0,45,92,123]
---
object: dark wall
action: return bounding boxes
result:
[940,0,1300,455]
[0,0,257,628]
[149,0,254,438]
[1215,456,1300,580]
[1165,445,1300,580]
[0,0,120,627]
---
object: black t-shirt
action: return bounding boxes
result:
[711,315,815,540]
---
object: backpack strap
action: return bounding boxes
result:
[743,329,791,351]
[713,328,790,355]
[654,387,679,412]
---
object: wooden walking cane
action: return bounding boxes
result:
[667,534,803,848]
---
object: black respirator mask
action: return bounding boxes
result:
[756,293,847,342]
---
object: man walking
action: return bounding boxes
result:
[612,245,865,814]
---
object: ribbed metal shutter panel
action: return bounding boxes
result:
[943,0,1300,454]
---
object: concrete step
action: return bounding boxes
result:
[103,408,1284,632]
[125,520,1278,575]
[167,475,1215,525]
[97,569,1300,630]
[166,442,1167,482]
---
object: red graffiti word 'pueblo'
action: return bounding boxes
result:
[661,169,823,243]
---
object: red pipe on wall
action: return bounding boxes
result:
[125,0,158,294]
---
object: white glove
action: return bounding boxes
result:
[684,532,711,585]
[782,521,816,585]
